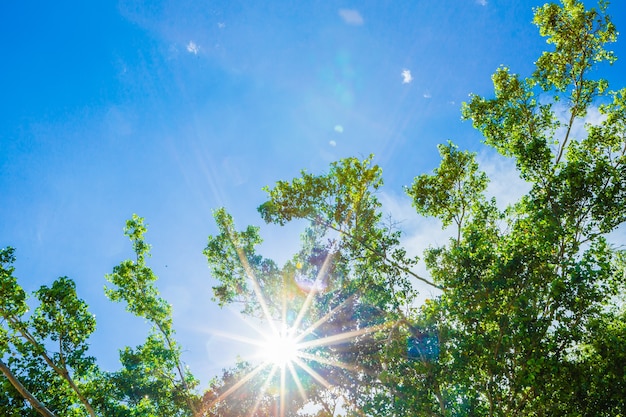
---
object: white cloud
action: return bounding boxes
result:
[334,125,344,133]
[401,69,413,84]
[186,41,199,55]
[329,140,337,147]
[548,102,605,156]
[338,9,364,25]
[565,104,604,141]
[379,191,451,300]
[423,92,432,99]
[379,192,451,261]
[377,106,617,302]
[476,151,530,210]
[217,22,226,29]
[476,0,487,5]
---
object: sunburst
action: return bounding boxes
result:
[198,241,389,417]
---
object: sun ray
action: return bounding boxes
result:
[209,329,268,348]
[292,357,332,389]
[203,310,390,416]
[281,275,288,334]
[200,361,271,416]
[299,322,390,350]
[189,304,272,344]
[297,351,358,372]
[232,244,279,334]
[293,294,356,343]
[207,213,403,416]
[228,305,280,339]
[290,242,338,332]
[280,362,287,417]
[247,364,279,417]
[287,360,308,403]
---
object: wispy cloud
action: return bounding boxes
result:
[423,92,432,99]
[186,41,199,55]
[548,103,605,156]
[338,9,364,25]
[401,69,413,84]
[379,191,452,298]
[476,0,488,5]
[476,151,529,210]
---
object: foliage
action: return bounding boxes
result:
[105,214,200,416]
[2,1,626,416]
[1,216,198,417]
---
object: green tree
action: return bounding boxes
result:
[0,247,98,417]
[203,1,626,415]
[103,214,200,416]
[2,1,625,416]
[0,217,200,417]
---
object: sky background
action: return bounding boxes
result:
[2,0,626,388]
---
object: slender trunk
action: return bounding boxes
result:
[434,381,446,416]
[156,321,198,415]
[0,358,58,417]
[9,320,97,417]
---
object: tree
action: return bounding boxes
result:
[0,247,98,417]
[104,214,200,416]
[2,1,625,416]
[204,0,626,415]
[0,217,200,417]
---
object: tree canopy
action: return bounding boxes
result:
[2,1,626,416]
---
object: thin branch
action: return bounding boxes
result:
[0,358,58,417]
[555,109,577,166]
[314,217,444,290]
[7,316,97,417]
[155,321,198,415]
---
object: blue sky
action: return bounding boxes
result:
[2,0,625,386]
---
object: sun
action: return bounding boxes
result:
[260,330,300,367]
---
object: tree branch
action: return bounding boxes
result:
[314,217,444,290]
[0,358,58,417]
[7,316,97,417]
